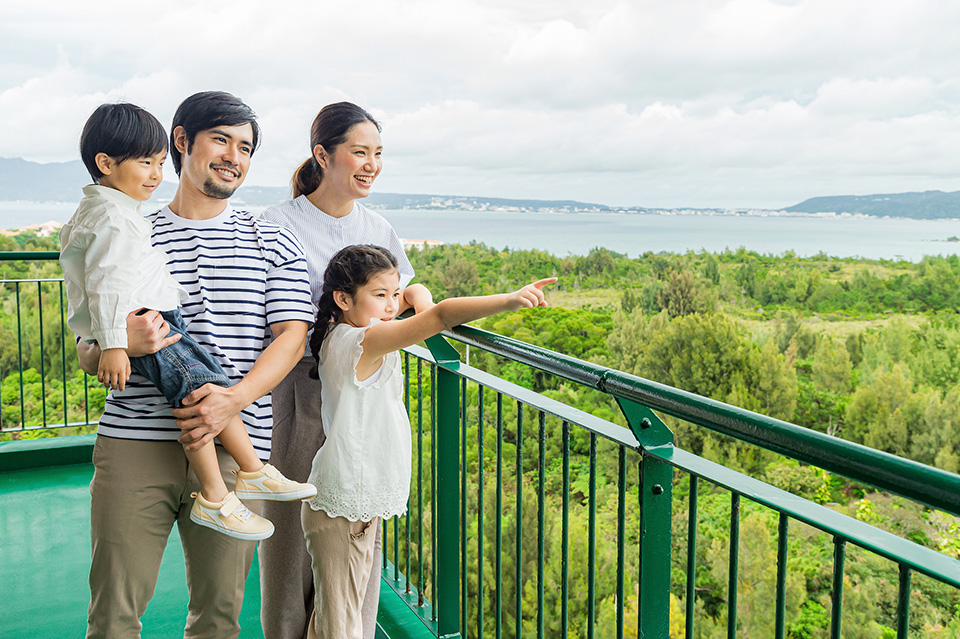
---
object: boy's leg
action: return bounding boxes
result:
[216,414,264,473]
[179,445,260,639]
[87,438,187,639]
[259,359,325,639]
[183,438,230,502]
[128,309,230,410]
[302,506,379,639]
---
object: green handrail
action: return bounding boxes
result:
[445,323,960,518]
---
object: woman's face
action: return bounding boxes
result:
[316,121,382,200]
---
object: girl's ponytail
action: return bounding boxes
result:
[308,289,339,379]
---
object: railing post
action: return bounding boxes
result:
[616,397,675,639]
[425,335,463,639]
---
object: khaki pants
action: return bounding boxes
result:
[86,436,259,639]
[302,508,380,639]
[259,359,380,639]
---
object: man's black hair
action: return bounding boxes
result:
[79,103,168,181]
[170,91,261,175]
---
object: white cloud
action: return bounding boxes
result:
[2,0,960,207]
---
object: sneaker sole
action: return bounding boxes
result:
[189,511,275,541]
[235,486,318,502]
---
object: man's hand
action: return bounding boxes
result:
[126,309,182,357]
[172,383,244,451]
[98,348,131,391]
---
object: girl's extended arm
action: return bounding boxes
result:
[398,283,434,316]
[359,278,556,368]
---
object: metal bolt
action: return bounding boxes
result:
[640,418,652,429]
[652,484,664,495]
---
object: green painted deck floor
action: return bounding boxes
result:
[0,462,266,639]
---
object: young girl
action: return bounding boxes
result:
[258,101,416,638]
[60,102,315,542]
[302,244,555,639]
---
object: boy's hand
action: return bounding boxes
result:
[98,348,131,391]
[509,278,557,310]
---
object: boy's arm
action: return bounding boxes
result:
[98,349,131,391]
[172,320,308,450]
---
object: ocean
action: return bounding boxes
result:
[4,201,959,262]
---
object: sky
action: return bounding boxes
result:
[2,0,960,209]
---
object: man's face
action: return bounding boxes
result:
[176,123,254,200]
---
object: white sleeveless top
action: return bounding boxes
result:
[306,320,411,521]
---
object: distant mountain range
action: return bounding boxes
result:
[3,156,960,218]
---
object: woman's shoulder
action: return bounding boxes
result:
[260,196,309,223]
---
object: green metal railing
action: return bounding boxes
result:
[382,325,960,639]
[6,250,960,638]
[0,251,100,436]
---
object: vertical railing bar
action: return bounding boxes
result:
[16,282,26,429]
[637,459,642,639]
[417,358,424,603]
[588,433,597,639]
[477,384,485,639]
[775,513,789,639]
[537,411,546,639]
[616,446,626,639]
[431,363,438,621]
[727,493,740,639]
[897,564,911,639]
[561,420,570,639]
[831,537,846,639]
[404,352,411,592]
[515,401,523,639]
[38,282,47,426]
[461,375,468,636]
[496,392,503,639]
[686,475,699,639]
[59,281,67,427]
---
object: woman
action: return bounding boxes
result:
[258,102,418,639]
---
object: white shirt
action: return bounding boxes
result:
[97,205,314,460]
[306,321,411,521]
[59,185,185,350]
[260,196,415,308]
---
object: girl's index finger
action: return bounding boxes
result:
[532,277,558,290]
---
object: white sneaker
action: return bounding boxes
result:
[189,491,274,541]
[234,463,317,502]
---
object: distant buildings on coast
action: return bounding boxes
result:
[0,220,62,237]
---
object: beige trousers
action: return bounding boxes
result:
[259,358,381,639]
[87,436,259,639]
[302,508,380,639]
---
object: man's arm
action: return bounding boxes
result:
[76,309,181,375]
[173,320,308,450]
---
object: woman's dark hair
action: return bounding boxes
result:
[309,244,398,379]
[80,103,168,181]
[170,91,261,176]
[292,102,381,198]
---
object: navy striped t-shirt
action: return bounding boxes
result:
[97,205,314,460]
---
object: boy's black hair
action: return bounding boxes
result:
[170,91,261,175]
[79,103,168,181]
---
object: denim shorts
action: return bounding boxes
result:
[128,309,230,408]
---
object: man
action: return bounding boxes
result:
[78,91,314,639]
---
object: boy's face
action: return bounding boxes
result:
[96,151,165,201]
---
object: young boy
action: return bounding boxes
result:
[60,102,315,540]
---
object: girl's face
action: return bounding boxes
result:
[316,121,382,201]
[336,269,401,328]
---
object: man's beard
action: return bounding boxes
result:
[202,177,239,200]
